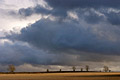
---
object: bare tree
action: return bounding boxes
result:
[47,69,49,72]
[8,65,15,73]
[85,65,89,72]
[72,66,76,72]
[103,66,109,72]
[109,70,111,72]
[81,68,83,72]
[59,69,62,72]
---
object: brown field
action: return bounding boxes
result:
[0,72,120,80]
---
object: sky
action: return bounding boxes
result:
[0,0,120,72]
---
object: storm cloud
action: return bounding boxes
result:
[45,0,120,9]
[0,40,79,66]
[18,5,51,17]
[1,0,120,71]
[15,0,120,25]
[7,18,120,55]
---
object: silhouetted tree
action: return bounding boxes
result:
[59,69,62,72]
[103,66,109,72]
[109,70,111,72]
[47,69,49,72]
[72,66,76,72]
[81,68,83,72]
[85,65,89,72]
[8,65,15,73]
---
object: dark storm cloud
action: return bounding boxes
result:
[16,0,120,25]
[77,9,104,24]
[6,19,120,55]
[78,53,120,62]
[0,41,74,66]
[0,41,41,65]
[2,0,120,68]
[0,40,87,66]
[1,40,120,67]
[17,5,68,18]
[105,12,120,25]
[45,0,120,9]
[18,5,51,16]
[45,0,120,25]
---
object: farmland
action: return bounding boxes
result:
[0,72,120,80]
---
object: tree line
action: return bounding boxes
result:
[8,65,111,73]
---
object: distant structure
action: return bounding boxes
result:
[85,65,89,72]
[8,65,15,73]
[72,66,76,72]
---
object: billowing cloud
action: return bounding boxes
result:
[1,39,120,72]
[45,0,120,9]
[105,12,120,25]
[0,40,61,65]
[18,5,51,17]
[0,39,83,66]
[6,18,120,55]
[15,0,120,25]
[1,0,120,72]
[45,0,120,25]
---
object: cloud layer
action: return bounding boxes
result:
[1,0,120,71]
[7,19,120,55]
[46,0,120,8]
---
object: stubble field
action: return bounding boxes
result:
[0,72,120,80]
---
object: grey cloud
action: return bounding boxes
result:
[0,0,4,3]
[84,14,102,24]
[45,0,120,9]
[0,40,83,66]
[18,5,50,17]
[78,53,120,62]
[0,40,120,68]
[76,9,104,24]
[105,12,120,25]
[0,41,55,65]
[1,0,120,70]
[16,1,120,25]
[17,5,68,18]
[6,19,120,55]
[9,0,118,26]
[77,8,120,25]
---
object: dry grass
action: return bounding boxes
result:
[0,72,120,80]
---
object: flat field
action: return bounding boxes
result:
[0,72,120,80]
